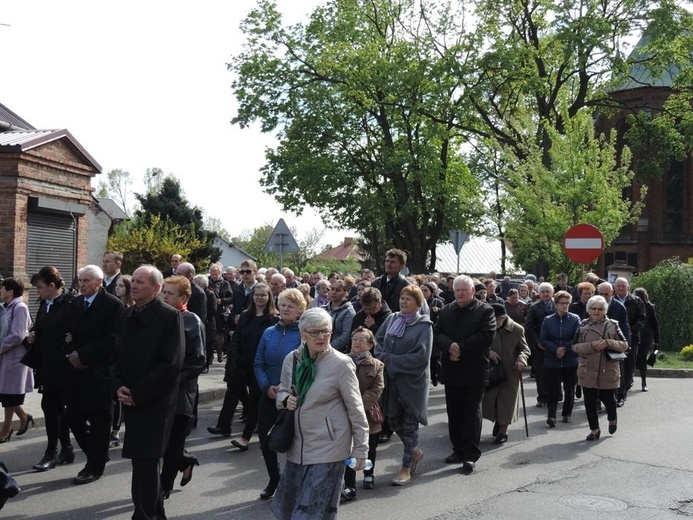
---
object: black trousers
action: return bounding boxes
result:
[112,400,123,431]
[215,376,248,434]
[583,387,617,431]
[40,391,72,454]
[257,394,280,483]
[132,458,166,520]
[242,375,261,441]
[444,384,485,463]
[67,404,112,475]
[618,344,639,399]
[344,432,379,488]
[532,348,548,403]
[545,367,577,419]
[160,414,194,493]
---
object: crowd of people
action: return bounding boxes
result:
[0,248,660,519]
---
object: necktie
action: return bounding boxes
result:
[84,300,90,310]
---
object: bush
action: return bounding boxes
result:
[633,258,693,351]
[681,345,693,362]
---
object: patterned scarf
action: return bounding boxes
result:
[386,311,419,338]
[348,350,371,366]
[294,343,318,407]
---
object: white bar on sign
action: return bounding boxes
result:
[565,238,602,249]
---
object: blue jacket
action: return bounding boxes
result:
[540,312,581,369]
[254,320,301,393]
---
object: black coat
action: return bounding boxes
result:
[372,274,411,312]
[617,293,646,348]
[32,291,75,392]
[204,288,217,343]
[524,300,556,350]
[433,299,496,386]
[177,311,206,416]
[607,298,631,346]
[114,298,184,459]
[228,310,279,381]
[350,302,392,335]
[187,283,208,326]
[67,288,123,410]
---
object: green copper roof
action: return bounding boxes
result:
[612,32,680,92]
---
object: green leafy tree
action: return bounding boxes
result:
[135,175,221,269]
[633,259,693,351]
[502,110,645,279]
[231,0,482,272]
[305,258,362,277]
[107,214,207,274]
[233,223,276,269]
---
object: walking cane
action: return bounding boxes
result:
[519,372,529,437]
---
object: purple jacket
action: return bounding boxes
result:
[0,298,34,394]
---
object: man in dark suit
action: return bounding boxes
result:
[231,259,258,327]
[176,262,207,325]
[524,283,556,407]
[434,275,495,474]
[371,248,411,312]
[161,254,182,279]
[66,265,123,484]
[102,251,123,295]
[613,277,645,406]
[115,265,184,520]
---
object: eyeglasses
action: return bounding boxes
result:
[305,329,331,338]
[591,307,606,311]
[239,270,253,275]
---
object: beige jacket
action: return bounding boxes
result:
[572,318,628,390]
[277,346,369,465]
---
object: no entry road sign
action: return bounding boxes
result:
[563,224,604,264]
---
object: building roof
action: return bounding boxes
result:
[612,32,680,93]
[434,236,515,275]
[0,102,35,130]
[314,237,362,261]
[0,128,102,172]
[94,197,128,220]
[212,235,258,263]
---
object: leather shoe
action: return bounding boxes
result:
[616,399,625,408]
[260,479,279,500]
[73,472,101,485]
[180,457,199,487]
[445,452,464,464]
[33,453,57,472]
[340,486,356,501]
[56,447,75,465]
[378,432,391,444]
[492,422,500,437]
[392,468,411,486]
[492,433,508,445]
[207,426,231,437]
[546,417,556,428]
[461,461,475,474]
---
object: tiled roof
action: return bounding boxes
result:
[95,197,128,220]
[315,237,362,261]
[433,236,515,275]
[0,102,35,130]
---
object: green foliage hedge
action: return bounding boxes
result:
[633,259,693,351]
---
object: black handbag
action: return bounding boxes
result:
[647,348,660,367]
[264,355,297,454]
[487,360,506,388]
[604,350,627,361]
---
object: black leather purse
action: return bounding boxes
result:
[487,360,506,388]
[264,354,297,454]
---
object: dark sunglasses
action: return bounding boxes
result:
[239,269,253,275]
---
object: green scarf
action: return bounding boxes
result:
[294,343,317,407]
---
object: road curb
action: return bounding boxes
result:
[648,367,693,378]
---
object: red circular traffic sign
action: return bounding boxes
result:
[563,224,604,264]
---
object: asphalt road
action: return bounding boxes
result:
[1,375,692,519]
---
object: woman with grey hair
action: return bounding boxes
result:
[308,279,330,309]
[272,308,369,520]
[572,295,628,441]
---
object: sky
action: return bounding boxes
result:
[0,0,350,249]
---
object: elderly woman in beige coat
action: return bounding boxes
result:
[572,295,628,441]
[482,303,530,444]
[273,308,369,520]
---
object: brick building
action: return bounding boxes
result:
[0,102,101,300]
[596,36,692,275]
